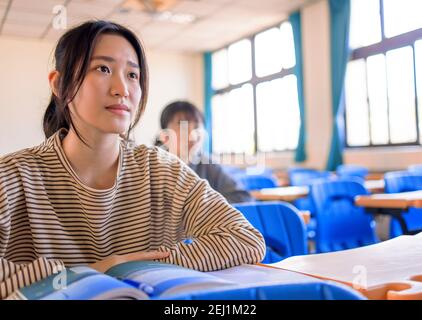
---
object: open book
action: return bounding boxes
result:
[8,261,237,300]
[7,259,337,300]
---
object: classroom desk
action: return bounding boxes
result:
[355,190,422,235]
[212,234,422,300]
[250,186,309,202]
[251,179,385,202]
[268,233,422,300]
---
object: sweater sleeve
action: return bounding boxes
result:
[158,177,266,271]
[0,175,65,300]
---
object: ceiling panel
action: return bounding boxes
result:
[9,0,67,14]
[238,0,308,12]
[2,22,46,38]
[172,0,222,18]
[5,10,53,26]
[0,0,313,52]
[66,1,117,18]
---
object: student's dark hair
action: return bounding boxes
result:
[160,100,204,129]
[43,20,149,142]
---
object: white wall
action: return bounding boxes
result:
[0,36,203,155]
[0,37,55,155]
[301,0,332,170]
[133,49,203,147]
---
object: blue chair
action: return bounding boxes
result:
[287,168,332,212]
[288,168,333,187]
[239,174,278,191]
[287,168,333,243]
[234,201,307,263]
[384,171,422,238]
[336,164,369,179]
[408,164,422,174]
[163,281,365,300]
[222,165,245,176]
[310,179,378,253]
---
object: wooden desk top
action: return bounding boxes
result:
[268,234,422,300]
[250,186,309,202]
[251,180,385,202]
[355,190,422,209]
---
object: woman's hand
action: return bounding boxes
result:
[89,251,170,273]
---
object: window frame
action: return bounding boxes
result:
[211,20,298,155]
[345,0,422,148]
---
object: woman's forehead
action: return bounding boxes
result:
[92,34,138,62]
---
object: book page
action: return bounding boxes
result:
[105,261,235,298]
[208,264,326,288]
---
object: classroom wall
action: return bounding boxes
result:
[301,0,332,170]
[0,37,54,156]
[0,36,203,155]
[133,49,203,147]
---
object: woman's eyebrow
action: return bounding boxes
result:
[91,55,139,68]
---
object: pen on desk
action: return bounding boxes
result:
[121,278,155,295]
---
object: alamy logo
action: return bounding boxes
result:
[52,5,67,30]
[52,267,67,290]
[351,265,368,290]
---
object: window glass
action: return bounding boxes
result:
[345,59,370,146]
[349,0,381,49]
[212,49,228,90]
[383,0,422,38]
[386,46,417,143]
[228,39,252,85]
[255,28,283,77]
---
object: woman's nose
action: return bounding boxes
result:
[110,73,129,97]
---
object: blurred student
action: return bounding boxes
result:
[0,21,265,299]
[156,100,253,204]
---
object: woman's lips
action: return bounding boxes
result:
[106,104,130,116]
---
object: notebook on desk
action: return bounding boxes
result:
[268,233,422,299]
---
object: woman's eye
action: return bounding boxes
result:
[96,65,110,74]
[129,72,139,80]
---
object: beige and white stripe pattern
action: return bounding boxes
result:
[0,130,265,299]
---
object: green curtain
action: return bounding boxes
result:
[203,52,213,154]
[290,11,307,162]
[326,0,351,171]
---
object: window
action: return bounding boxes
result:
[345,0,422,147]
[211,21,301,154]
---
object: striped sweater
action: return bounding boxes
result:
[0,130,265,299]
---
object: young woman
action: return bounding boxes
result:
[156,100,253,204]
[0,21,265,299]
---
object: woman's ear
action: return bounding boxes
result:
[48,70,60,97]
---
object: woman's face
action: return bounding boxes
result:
[69,34,142,136]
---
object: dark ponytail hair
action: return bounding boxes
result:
[43,20,149,142]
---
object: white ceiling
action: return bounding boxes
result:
[0,0,313,52]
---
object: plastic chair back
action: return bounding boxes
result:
[239,175,278,191]
[408,164,422,174]
[310,179,378,253]
[336,164,369,179]
[288,169,332,187]
[234,201,307,263]
[384,171,422,193]
[384,171,422,237]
